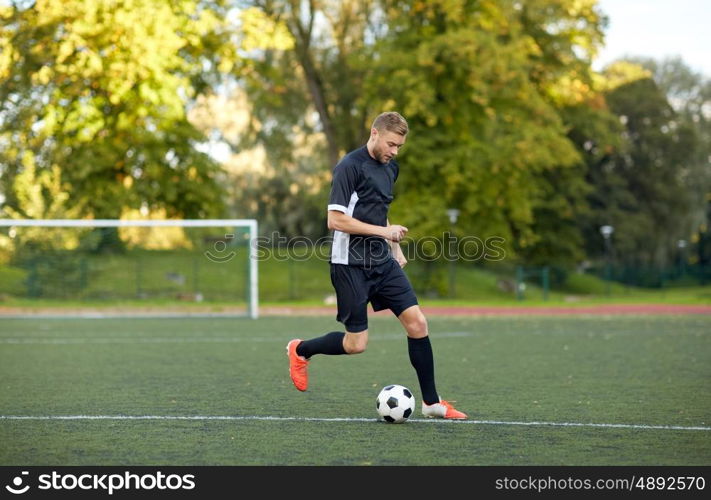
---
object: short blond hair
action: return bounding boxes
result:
[372,111,408,136]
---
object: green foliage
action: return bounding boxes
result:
[0,0,236,218]
[0,263,25,295]
[596,67,700,266]
[365,0,592,258]
[552,97,622,264]
[632,57,711,269]
[1,0,707,274]
[225,1,374,238]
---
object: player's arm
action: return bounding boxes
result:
[327,211,407,242]
[327,162,407,241]
[387,219,407,267]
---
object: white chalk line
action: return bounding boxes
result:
[2,332,707,433]
[0,414,708,431]
[0,332,473,345]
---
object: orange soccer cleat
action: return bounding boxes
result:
[421,399,467,419]
[286,339,309,391]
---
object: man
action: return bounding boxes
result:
[286,111,466,419]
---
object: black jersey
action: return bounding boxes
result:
[327,145,399,267]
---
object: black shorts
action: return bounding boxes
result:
[330,259,419,332]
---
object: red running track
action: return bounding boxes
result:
[262,304,711,317]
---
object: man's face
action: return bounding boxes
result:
[371,129,406,164]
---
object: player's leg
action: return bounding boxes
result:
[294,326,368,356]
[296,263,369,357]
[295,331,347,358]
[370,263,436,402]
[397,304,438,404]
[287,328,367,393]
[342,328,369,354]
[397,305,467,419]
[288,326,367,391]
[286,264,369,391]
[372,260,467,419]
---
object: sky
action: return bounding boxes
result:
[594,0,711,77]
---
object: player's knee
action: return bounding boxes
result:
[344,331,368,354]
[346,339,368,354]
[404,313,428,337]
[346,344,367,354]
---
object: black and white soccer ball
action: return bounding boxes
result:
[376,384,415,423]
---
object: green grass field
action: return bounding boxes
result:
[1,314,710,465]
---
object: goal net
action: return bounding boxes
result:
[0,219,258,318]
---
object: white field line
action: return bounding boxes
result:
[2,331,707,433]
[0,414,708,431]
[0,332,472,344]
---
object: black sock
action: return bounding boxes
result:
[408,336,439,405]
[296,331,346,359]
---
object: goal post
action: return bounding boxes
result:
[0,219,259,319]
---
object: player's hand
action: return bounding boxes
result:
[384,224,408,242]
[391,241,407,267]
[395,253,408,268]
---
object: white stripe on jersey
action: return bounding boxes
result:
[331,191,359,264]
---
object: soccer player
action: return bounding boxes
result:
[287,111,467,419]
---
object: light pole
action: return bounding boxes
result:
[446,209,460,299]
[600,225,614,296]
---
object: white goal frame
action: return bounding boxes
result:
[0,219,259,319]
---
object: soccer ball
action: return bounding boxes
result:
[376,384,415,423]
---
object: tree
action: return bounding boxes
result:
[363,0,602,258]
[510,0,608,266]
[632,57,711,269]
[590,61,700,267]
[0,0,238,220]
[225,0,611,265]
[204,1,379,238]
